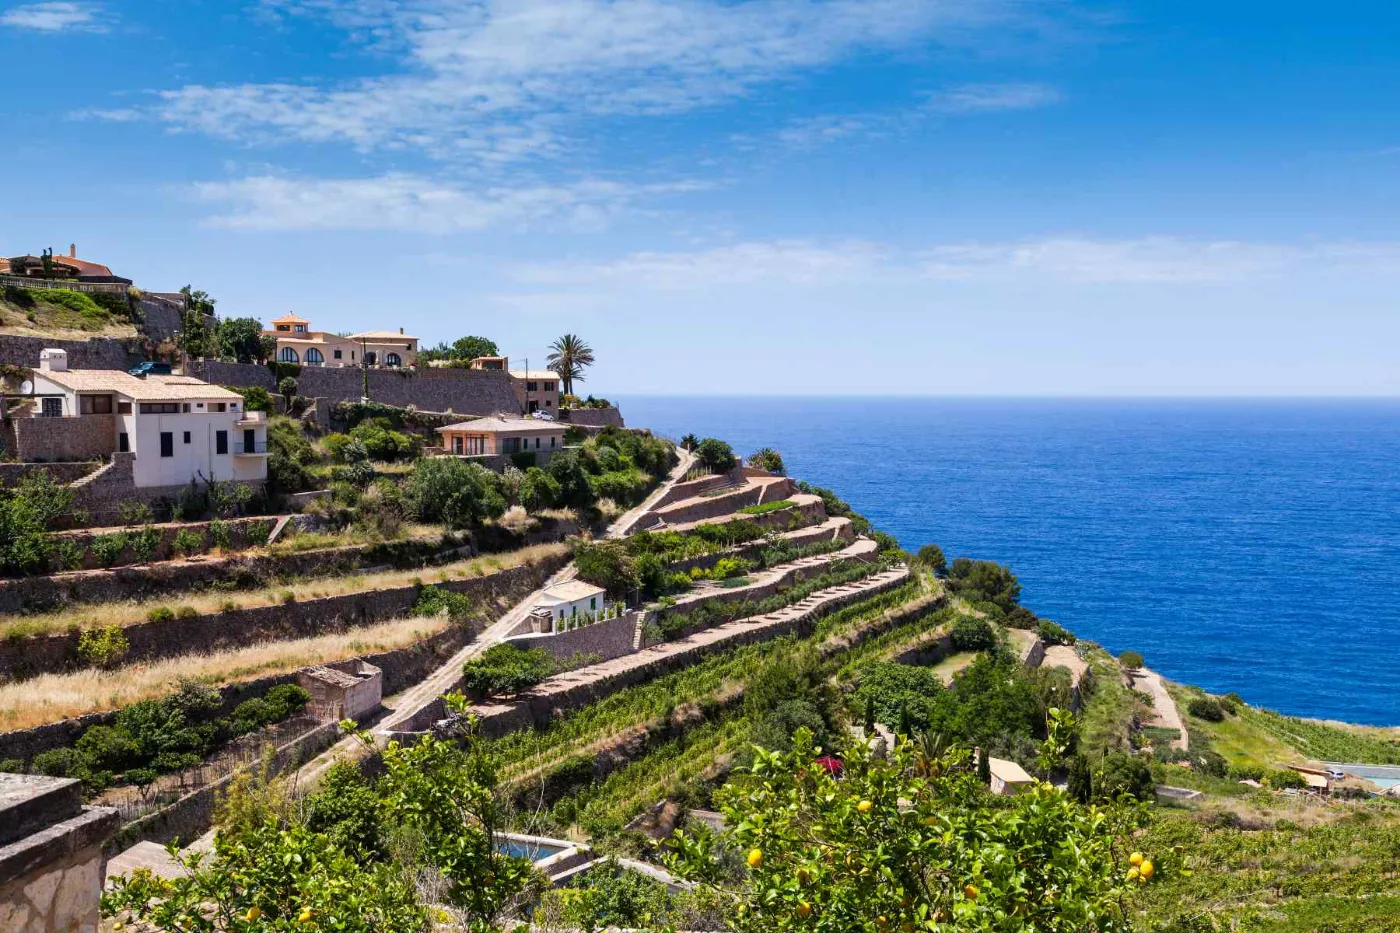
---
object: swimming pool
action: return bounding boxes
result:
[494,838,570,862]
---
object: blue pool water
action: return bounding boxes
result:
[495,838,568,861]
[617,396,1400,726]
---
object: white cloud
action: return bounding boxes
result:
[506,236,1400,289]
[119,0,1022,162]
[0,1,102,31]
[925,82,1061,113]
[192,172,706,232]
[513,240,891,286]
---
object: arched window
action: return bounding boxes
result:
[385,352,402,367]
[279,347,299,363]
[364,351,378,367]
[304,347,324,366]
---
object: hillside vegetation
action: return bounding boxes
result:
[0,285,138,338]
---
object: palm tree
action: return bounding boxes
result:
[546,334,595,398]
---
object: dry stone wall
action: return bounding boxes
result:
[503,611,640,664]
[8,415,115,463]
[191,361,522,416]
[0,463,97,489]
[0,335,135,370]
[0,553,568,680]
[0,622,471,768]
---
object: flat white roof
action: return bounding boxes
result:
[538,580,606,604]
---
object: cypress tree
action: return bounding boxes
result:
[977,747,992,785]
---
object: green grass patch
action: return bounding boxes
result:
[1078,644,1137,758]
[738,499,796,516]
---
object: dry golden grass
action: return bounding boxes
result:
[0,616,451,731]
[0,542,567,640]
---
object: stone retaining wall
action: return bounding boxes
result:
[641,479,801,530]
[559,407,624,429]
[0,623,471,769]
[0,334,136,370]
[648,468,742,511]
[0,553,569,680]
[8,414,115,462]
[0,462,97,489]
[503,611,641,664]
[191,361,523,417]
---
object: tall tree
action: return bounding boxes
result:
[216,317,266,363]
[546,333,595,397]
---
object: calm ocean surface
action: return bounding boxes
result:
[616,396,1400,725]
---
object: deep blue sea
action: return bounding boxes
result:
[616,397,1400,726]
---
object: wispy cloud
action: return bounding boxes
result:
[108,0,1026,164]
[925,82,1061,113]
[505,236,1400,290]
[192,172,708,233]
[0,1,103,31]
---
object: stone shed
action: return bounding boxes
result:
[298,659,382,722]
[0,773,118,933]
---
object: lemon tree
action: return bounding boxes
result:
[668,730,1154,932]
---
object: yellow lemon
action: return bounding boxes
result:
[1139,860,1154,880]
[857,799,873,814]
[1127,867,1140,881]
[797,867,812,884]
[963,884,978,900]
[1129,851,1144,867]
[299,907,313,923]
[747,848,764,869]
[245,906,261,922]
[876,916,889,928]
[796,902,812,919]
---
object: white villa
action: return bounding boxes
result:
[25,349,268,489]
[533,580,608,632]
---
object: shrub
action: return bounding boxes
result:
[280,590,296,605]
[1119,650,1144,670]
[405,457,507,529]
[949,615,996,652]
[1268,769,1309,790]
[913,543,947,576]
[461,644,557,698]
[233,386,273,412]
[32,747,83,779]
[1188,697,1226,722]
[1036,619,1076,646]
[519,467,561,513]
[77,625,130,668]
[411,584,473,622]
[278,376,299,400]
[1005,606,1039,630]
[0,759,23,773]
[128,525,161,563]
[1094,752,1155,801]
[90,532,129,568]
[147,607,175,623]
[118,501,154,526]
[75,724,140,772]
[946,558,1022,610]
[208,518,232,551]
[746,447,786,475]
[176,606,198,620]
[266,416,317,494]
[50,539,84,571]
[573,539,639,597]
[694,437,735,473]
[173,528,205,557]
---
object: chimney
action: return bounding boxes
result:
[399,327,404,335]
[39,348,68,373]
[69,244,76,258]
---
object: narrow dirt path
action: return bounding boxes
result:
[1131,667,1189,751]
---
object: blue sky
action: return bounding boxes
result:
[3,0,1400,395]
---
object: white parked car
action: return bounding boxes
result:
[531,410,555,421]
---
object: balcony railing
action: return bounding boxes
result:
[234,441,269,454]
[236,410,268,424]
